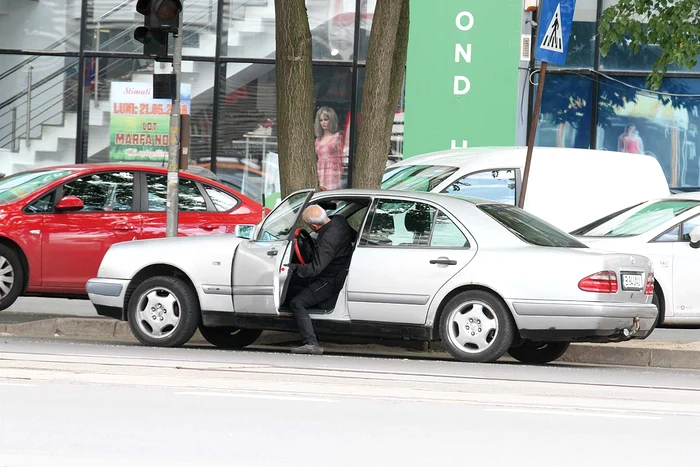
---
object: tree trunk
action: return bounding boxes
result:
[275,0,318,197]
[352,0,410,189]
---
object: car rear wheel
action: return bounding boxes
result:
[0,245,22,311]
[128,276,201,347]
[199,326,262,349]
[507,340,570,364]
[439,290,515,363]
[651,288,665,330]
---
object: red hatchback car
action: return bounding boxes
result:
[0,163,264,311]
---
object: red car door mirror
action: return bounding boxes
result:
[55,195,84,213]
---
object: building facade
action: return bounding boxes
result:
[0,0,698,209]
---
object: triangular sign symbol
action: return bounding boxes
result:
[540,3,564,53]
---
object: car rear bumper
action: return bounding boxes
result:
[509,300,658,342]
[86,278,129,320]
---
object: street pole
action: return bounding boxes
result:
[165,12,184,238]
[518,61,547,209]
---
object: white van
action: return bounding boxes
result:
[381,146,670,232]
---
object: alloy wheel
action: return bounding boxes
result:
[134,287,182,340]
[445,300,499,354]
[0,255,14,299]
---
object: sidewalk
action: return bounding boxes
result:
[2,311,700,369]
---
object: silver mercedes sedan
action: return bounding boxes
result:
[86,189,658,364]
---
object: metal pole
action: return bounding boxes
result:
[94,23,100,108]
[518,61,547,209]
[25,64,33,148]
[165,13,184,238]
[11,107,17,152]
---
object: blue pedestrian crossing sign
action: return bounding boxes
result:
[535,0,577,65]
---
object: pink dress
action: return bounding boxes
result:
[315,132,344,190]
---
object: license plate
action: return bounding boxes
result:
[621,273,643,291]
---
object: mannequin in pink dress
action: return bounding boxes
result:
[617,124,644,154]
[314,106,345,190]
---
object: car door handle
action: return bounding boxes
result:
[199,223,220,231]
[267,250,278,256]
[430,258,457,266]
[113,223,136,232]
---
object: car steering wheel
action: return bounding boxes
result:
[293,228,316,265]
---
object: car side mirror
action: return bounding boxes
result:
[234,224,255,240]
[55,195,84,213]
[690,226,700,249]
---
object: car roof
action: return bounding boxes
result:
[312,188,496,208]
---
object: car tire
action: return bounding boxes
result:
[199,326,262,349]
[651,289,665,330]
[0,244,23,312]
[507,340,570,364]
[439,290,515,363]
[127,276,201,347]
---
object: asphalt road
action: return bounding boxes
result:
[0,337,699,466]
[5,297,700,341]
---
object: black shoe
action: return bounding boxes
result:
[291,343,323,355]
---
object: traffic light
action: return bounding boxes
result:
[134,0,183,58]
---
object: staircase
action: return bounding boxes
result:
[0,0,359,176]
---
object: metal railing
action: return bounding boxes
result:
[0,0,218,153]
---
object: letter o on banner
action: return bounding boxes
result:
[456,11,474,31]
[454,76,471,95]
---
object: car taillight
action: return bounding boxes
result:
[579,271,618,294]
[644,272,655,295]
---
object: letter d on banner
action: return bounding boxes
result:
[454,76,471,95]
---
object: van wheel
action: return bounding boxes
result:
[439,290,515,363]
[0,245,23,311]
[199,326,262,349]
[128,276,200,347]
[508,340,570,364]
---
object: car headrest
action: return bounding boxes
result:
[404,206,432,234]
[372,211,395,236]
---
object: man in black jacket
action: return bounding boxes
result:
[286,204,355,355]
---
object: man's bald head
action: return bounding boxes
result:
[302,205,329,229]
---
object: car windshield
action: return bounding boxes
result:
[578,200,700,237]
[479,204,588,248]
[0,169,72,205]
[381,165,458,192]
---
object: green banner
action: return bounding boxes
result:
[403,0,522,158]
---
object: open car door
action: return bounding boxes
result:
[231,190,314,315]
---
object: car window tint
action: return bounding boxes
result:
[681,216,700,242]
[654,225,680,242]
[479,204,587,248]
[24,192,56,214]
[362,200,436,247]
[430,211,470,248]
[204,185,239,212]
[147,174,207,212]
[257,191,309,241]
[61,172,134,212]
[442,170,516,205]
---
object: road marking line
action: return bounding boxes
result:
[174,391,339,403]
[485,408,661,420]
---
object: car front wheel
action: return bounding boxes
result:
[507,340,570,364]
[0,245,22,311]
[439,290,515,363]
[199,326,262,349]
[128,276,201,347]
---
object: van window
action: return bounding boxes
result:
[479,204,587,248]
[381,165,457,192]
[442,169,516,205]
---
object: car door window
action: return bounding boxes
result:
[654,225,681,242]
[681,215,700,242]
[362,200,436,247]
[442,169,516,205]
[24,191,56,214]
[430,211,470,248]
[61,172,134,212]
[256,191,309,241]
[203,184,239,212]
[147,174,207,212]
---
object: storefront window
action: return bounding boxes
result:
[535,74,593,149]
[596,76,700,187]
[0,0,78,52]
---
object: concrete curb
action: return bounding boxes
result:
[2,317,700,370]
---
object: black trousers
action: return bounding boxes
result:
[287,277,338,346]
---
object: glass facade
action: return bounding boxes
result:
[534,0,700,188]
[0,0,381,203]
